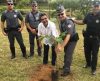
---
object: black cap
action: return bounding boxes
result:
[56,4,65,13]
[31,1,37,6]
[7,0,13,4]
[93,2,100,7]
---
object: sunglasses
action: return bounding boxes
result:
[57,13,64,16]
[32,5,37,7]
[8,3,13,5]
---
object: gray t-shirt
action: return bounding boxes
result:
[1,10,23,29]
[59,18,76,37]
[25,11,41,29]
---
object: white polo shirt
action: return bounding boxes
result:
[38,20,59,46]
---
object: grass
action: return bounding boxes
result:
[0,23,100,81]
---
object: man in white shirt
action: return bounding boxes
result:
[38,13,59,66]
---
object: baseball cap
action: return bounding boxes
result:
[56,4,65,13]
[93,2,100,7]
[7,0,13,4]
[31,1,38,6]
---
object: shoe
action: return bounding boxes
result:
[91,70,96,75]
[28,54,34,57]
[38,53,41,56]
[11,56,15,59]
[23,55,28,59]
[61,71,70,76]
[83,65,91,68]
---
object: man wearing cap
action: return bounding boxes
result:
[74,3,100,75]
[56,4,79,76]
[25,1,42,57]
[1,0,27,59]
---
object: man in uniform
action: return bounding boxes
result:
[56,5,79,76]
[1,0,27,59]
[25,1,42,57]
[74,3,100,75]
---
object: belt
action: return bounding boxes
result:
[88,35,98,38]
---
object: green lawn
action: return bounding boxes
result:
[0,24,100,81]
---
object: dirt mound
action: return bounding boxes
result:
[29,65,58,81]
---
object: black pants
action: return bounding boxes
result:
[8,31,26,57]
[29,32,41,56]
[63,41,77,73]
[84,37,99,71]
[43,44,56,66]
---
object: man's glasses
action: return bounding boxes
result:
[8,3,13,5]
[32,5,37,7]
[57,13,64,16]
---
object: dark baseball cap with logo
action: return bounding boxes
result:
[56,4,65,13]
[7,0,13,4]
[93,2,100,7]
[31,1,38,6]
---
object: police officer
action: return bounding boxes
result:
[25,1,42,57]
[56,5,79,76]
[1,0,27,59]
[74,3,100,75]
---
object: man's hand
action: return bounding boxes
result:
[18,27,23,32]
[2,31,7,36]
[31,29,37,34]
[55,43,64,53]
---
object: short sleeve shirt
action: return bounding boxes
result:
[1,10,23,28]
[25,11,41,28]
[60,18,75,36]
[83,12,100,35]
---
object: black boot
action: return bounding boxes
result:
[10,47,15,59]
[29,46,34,57]
[37,47,42,56]
[21,46,27,59]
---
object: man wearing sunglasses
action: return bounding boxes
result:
[1,0,27,59]
[56,4,78,76]
[25,1,42,57]
[73,3,100,75]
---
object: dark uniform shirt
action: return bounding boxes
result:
[59,18,76,38]
[25,11,41,29]
[1,10,23,29]
[83,12,100,36]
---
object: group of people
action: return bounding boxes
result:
[1,0,100,76]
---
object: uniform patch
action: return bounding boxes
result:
[68,24,72,28]
[14,14,17,18]
[96,19,99,23]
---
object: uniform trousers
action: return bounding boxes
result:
[63,41,77,73]
[8,30,26,57]
[84,36,99,71]
[29,31,41,56]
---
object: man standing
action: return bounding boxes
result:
[38,13,59,66]
[74,3,100,75]
[25,1,42,57]
[56,5,79,76]
[1,0,27,59]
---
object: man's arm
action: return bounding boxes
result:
[25,23,36,34]
[73,20,84,25]
[1,21,7,36]
[18,20,24,32]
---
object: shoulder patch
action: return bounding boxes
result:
[68,24,72,28]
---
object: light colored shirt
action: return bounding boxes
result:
[38,20,59,46]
